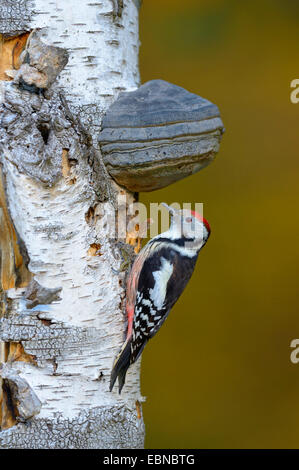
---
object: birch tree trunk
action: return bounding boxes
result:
[0,0,144,449]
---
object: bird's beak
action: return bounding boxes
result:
[162,202,175,216]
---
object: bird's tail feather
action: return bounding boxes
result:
[110,338,132,394]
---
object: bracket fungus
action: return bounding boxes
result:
[98,79,224,192]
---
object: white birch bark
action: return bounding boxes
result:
[0,0,144,449]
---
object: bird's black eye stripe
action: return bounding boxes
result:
[153,237,195,247]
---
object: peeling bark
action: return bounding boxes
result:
[24,279,62,309]
[0,166,31,290]
[0,33,30,81]
[0,0,144,449]
[1,363,42,422]
[11,30,69,91]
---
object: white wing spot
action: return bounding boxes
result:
[149,257,173,310]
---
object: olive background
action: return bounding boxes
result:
[138,0,299,448]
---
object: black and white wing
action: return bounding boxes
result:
[130,242,198,362]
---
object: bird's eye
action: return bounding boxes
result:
[185,217,193,223]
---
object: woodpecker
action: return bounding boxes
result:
[110,203,211,393]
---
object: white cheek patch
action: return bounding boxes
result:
[149,257,173,310]
[182,220,204,240]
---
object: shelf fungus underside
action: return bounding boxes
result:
[98,80,225,192]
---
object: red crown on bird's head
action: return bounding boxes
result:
[191,210,211,234]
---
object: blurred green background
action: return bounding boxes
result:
[138,0,299,449]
